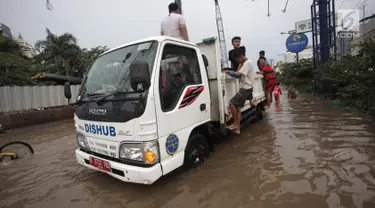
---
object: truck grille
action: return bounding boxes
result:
[87,138,118,158]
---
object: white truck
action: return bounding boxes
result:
[64,36,266,184]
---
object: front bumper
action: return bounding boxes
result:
[75,149,162,184]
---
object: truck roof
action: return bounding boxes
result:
[101,36,198,56]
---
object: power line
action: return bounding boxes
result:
[282,0,290,13]
[46,0,53,11]
[342,0,365,22]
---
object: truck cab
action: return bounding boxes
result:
[64,36,265,184]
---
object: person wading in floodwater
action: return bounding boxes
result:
[257,57,277,109]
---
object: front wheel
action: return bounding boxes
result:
[184,133,210,169]
[256,105,264,121]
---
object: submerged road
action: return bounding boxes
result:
[1,94,375,208]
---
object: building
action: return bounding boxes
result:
[1,23,37,58]
[336,30,359,55]
[284,45,313,63]
[0,22,12,38]
[14,33,37,58]
[350,16,375,56]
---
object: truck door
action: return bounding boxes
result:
[154,42,210,157]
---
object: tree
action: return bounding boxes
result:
[73,46,109,77]
[35,28,80,76]
[0,35,23,56]
[0,52,35,86]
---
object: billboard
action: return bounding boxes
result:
[295,13,343,34]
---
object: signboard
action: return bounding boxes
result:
[295,20,312,34]
[295,14,341,34]
[269,59,275,67]
[285,33,308,54]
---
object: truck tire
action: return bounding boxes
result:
[184,133,210,169]
[256,106,264,121]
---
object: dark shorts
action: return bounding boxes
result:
[230,88,253,108]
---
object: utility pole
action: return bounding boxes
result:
[175,0,182,14]
[363,3,366,31]
[319,0,329,64]
[174,0,229,68]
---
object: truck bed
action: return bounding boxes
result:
[197,37,266,125]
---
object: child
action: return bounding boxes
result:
[274,83,282,102]
[288,85,297,99]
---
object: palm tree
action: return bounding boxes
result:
[35,28,80,76]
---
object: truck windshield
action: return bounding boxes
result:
[79,41,158,100]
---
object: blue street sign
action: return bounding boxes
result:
[285,33,308,53]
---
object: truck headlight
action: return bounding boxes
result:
[77,132,89,149]
[119,140,159,164]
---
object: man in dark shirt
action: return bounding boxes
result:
[257,50,270,70]
[228,36,246,71]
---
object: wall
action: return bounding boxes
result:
[0,85,80,113]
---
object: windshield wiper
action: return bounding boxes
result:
[77,92,105,104]
[96,91,138,105]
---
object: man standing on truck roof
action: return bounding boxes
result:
[228,37,245,71]
[224,47,255,135]
[160,3,189,41]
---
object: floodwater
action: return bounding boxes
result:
[1,93,375,208]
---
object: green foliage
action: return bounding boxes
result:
[34,28,109,78]
[317,39,375,113]
[0,52,36,86]
[0,28,110,86]
[35,28,81,76]
[0,35,22,55]
[278,58,314,91]
[278,38,375,115]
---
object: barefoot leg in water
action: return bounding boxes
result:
[227,124,237,130]
[234,126,240,134]
[234,108,241,134]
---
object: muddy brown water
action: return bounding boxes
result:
[1,94,375,208]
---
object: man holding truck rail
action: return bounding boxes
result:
[224,47,255,134]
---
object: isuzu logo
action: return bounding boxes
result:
[89,109,107,115]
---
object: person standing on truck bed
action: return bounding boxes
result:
[228,37,245,71]
[160,3,189,41]
[224,47,255,135]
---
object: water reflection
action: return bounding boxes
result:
[1,92,375,208]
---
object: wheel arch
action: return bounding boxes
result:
[189,122,214,152]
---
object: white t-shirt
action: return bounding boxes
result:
[161,13,186,40]
[238,59,255,90]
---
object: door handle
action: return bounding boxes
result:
[200,103,206,111]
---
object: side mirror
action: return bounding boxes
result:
[202,54,209,67]
[64,81,72,100]
[129,60,150,93]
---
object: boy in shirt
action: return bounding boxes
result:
[273,83,282,103]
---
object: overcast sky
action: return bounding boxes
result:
[1,0,375,64]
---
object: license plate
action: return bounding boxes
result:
[89,156,111,172]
